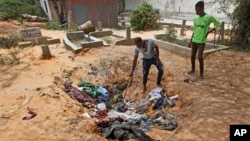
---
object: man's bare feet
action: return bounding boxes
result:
[157,82,163,88]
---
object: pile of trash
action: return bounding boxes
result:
[63,79,179,141]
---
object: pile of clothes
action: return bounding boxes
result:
[63,80,179,141]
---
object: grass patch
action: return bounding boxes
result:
[162,36,189,47]
[0,32,22,48]
[43,22,62,30]
[0,48,21,65]
[0,11,7,20]
[43,21,79,32]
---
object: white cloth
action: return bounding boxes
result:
[147,87,163,101]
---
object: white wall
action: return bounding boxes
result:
[125,0,235,22]
[39,0,52,21]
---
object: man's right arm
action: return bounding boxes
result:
[189,23,195,48]
[189,33,194,48]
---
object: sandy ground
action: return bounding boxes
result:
[0,21,250,141]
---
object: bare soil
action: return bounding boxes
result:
[0,21,250,141]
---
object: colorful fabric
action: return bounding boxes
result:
[64,81,96,105]
[78,81,99,97]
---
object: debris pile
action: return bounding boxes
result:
[62,76,179,140]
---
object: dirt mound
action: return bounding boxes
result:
[0,21,20,36]
[1,24,250,141]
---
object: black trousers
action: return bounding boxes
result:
[191,42,205,75]
[142,57,164,85]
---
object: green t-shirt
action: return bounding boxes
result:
[192,14,221,43]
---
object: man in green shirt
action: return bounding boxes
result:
[188,1,221,79]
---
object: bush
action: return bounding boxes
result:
[0,32,22,48]
[130,2,160,30]
[0,0,46,20]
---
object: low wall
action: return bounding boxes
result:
[154,40,191,57]
[80,41,103,49]
[154,39,231,58]
[113,34,231,58]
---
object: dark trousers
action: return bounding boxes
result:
[191,42,205,75]
[142,57,164,85]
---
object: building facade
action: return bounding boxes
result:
[40,0,118,28]
[125,0,235,22]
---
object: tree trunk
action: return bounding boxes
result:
[241,36,247,49]
[118,0,125,14]
[51,0,64,23]
[59,0,65,23]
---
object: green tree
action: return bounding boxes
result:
[207,0,236,19]
[130,2,160,30]
[209,0,250,48]
[232,0,250,48]
[51,0,65,24]
[0,0,46,20]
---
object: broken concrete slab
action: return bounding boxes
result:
[63,31,85,53]
[18,41,32,48]
[78,20,95,34]
[114,38,136,46]
[89,30,125,46]
[89,30,113,38]
[66,31,85,41]
[63,36,82,54]
[47,38,61,44]
[63,31,104,53]
[81,35,103,48]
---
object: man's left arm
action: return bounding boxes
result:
[212,16,221,30]
[206,16,221,37]
[154,44,159,60]
[154,44,160,66]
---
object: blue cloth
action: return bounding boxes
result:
[98,86,109,97]
[153,96,165,110]
[97,95,108,103]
